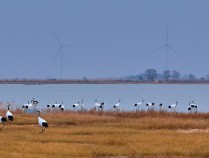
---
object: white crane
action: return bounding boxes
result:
[31,98,39,104]
[146,102,155,110]
[168,102,178,111]
[134,100,144,111]
[22,101,30,109]
[22,98,39,111]
[47,101,64,111]
[188,101,198,112]
[0,116,7,131]
[6,104,13,123]
[73,102,80,111]
[60,104,65,111]
[94,99,100,110]
[37,110,48,134]
[113,99,120,109]
[188,105,192,112]
[52,103,63,108]
[94,100,104,111]
[99,102,104,110]
[159,103,163,111]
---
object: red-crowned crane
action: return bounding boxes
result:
[113,99,120,110]
[168,102,178,112]
[134,100,144,111]
[6,104,13,123]
[37,110,48,134]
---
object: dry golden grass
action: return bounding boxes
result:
[0,110,209,158]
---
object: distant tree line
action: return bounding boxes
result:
[122,68,209,82]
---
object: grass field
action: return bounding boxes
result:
[0,110,209,158]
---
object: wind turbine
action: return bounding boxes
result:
[151,29,178,71]
[53,32,74,79]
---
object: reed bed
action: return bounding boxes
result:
[0,110,209,158]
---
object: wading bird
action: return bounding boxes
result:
[159,103,163,111]
[188,101,198,112]
[113,99,120,110]
[37,110,48,134]
[22,98,39,112]
[168,102,178,112]
[134,100,144,111]
[94,100,104,111]
[73,102,80,111]
[94,99,100,110]
[99,102,104,110]
[146,102,155,110]
[47,101,64,111]
[6,104,13,123]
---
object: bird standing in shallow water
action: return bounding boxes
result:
[159,103,163,111]
[134,100,144,111]
[73,102,80,111]
[188,101,198,113]
[99,102,104,110]
[168,102,178,112]
[146,102,155,110]
[6,104,13,124]
[94,99,101,111]
[37,110,48,134]
[113,100,120,110]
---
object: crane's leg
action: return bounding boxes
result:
[0,123,5,131]
[39,127,44,134]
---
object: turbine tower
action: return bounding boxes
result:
[151,29,178,71]
[53,32,74,79]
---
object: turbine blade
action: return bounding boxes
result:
[54,47,62,61]
[167,44,179,55]
[52,32,62,46]
[150,44,166,53]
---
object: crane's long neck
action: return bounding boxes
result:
[8,105,10,110]
[38,111,40,116]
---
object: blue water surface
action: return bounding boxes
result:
[0,84,208,112]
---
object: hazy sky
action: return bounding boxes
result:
[0,0,209,79]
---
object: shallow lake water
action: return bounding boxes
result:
[0,84,208,112]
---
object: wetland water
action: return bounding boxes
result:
[0,84,208,112]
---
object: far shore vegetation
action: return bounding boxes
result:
[1,68,209,84]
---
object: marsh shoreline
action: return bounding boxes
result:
[0,79,208,85]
